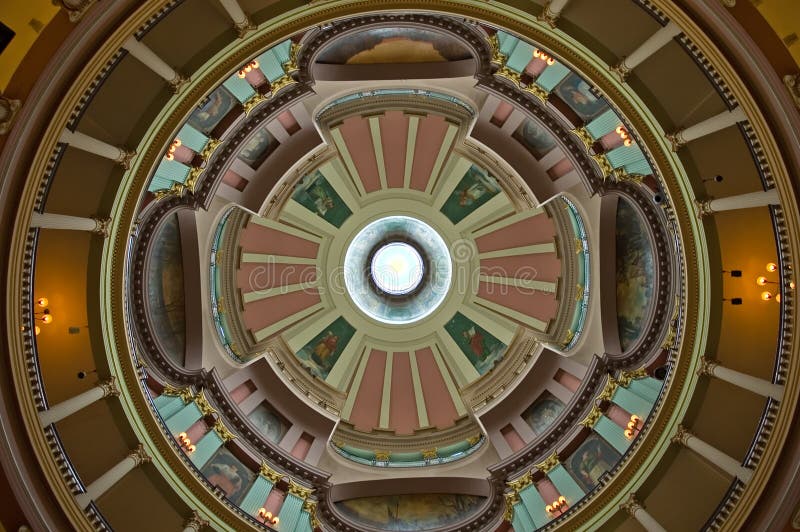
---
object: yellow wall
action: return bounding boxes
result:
[755,0,800,67]
[0,0,59,91]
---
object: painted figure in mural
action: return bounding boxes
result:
[577,445,612,486]
[457,181,490,207]
[463,326,486,358]
[312,331,339,366]
[310,182,335,216]
[206,462,244,498]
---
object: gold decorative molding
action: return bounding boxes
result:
[488,33,505,68]
[114,149,136,170]
[259,462,283,484]
[535,450,560,474]
[665,130,686,151]
[693,198,714,218]
[90,217,112,237]
[193,391,217,417]
[288,479,314,499]
[212,420,236,442]
[466,434,481,446]
[303,498,321,529]
[99,377,120,398]
[572,126,595,151]
[168,74,190,94]
[580,405,603,428]
[199,138,222,161]
[283,42,301,75]
[162,384,194,404]
[597,376,619,402]
[617,367,648,388]
[374,450,391,461]
[507,470,533,492]
[421,448,439,460]
[697,356,719,376]
[670,424,692,446]
[129,443,151,466]
[504,490,520,522]
[610,60,631,83]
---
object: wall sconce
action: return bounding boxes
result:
[164,138,182,160]
[237,60,260,78]
[545,495,568,516]
[34,297,54,325]
[177,432,196,453]
[615,125,634,147]
[761,291,774,301]
[702,175,724,183]
[257,508,279,527]
[756,276,777,286]
[766,262,778,273]
[624,414,642,439]
[533,49,556,66]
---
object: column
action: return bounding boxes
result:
[699,357,784,400]
[696,188,779,217]
[277,492,305,531]
[182,511,208,532]
[122,36,187,92]
[612,22,681,80]
[189,430,223,468]
[672,425,753,482]
[39,378,119,427]
[31,212,110,236]
[165,402,203,435]
[59,129,135,168]
[75,445,150,508]
[667,107,747,150]
[240,476,275,515]
[216,0,254,36]
[538,0,570,26]
[620,493,666,532]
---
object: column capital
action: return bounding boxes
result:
[168,75,191,94]
[666,130,686,151]
[115,149,136,169]
[693,199,714,218]
[720,0,736,6]
[234,17,256,38]
[610,60,631,82]
[0,95,21,135]
[91,217,112,237]
[697,356,719,376]
[99,377,121,398]
[183,510,209,531]
[129,444,151,466]
[784,74,800,111]
[537,2,560,27]
[619,492,642,516]
[670,424,692,446]
[55,0,97,22]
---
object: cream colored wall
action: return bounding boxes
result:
[0,0,59,91]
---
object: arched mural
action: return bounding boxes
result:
[334,493,486,531]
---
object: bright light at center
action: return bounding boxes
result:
[371,242,424,295]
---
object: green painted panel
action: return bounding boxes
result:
[443,312,507,375]
[594,415,632,454]
[535,62,569,92]
[240,476,274,516]
[164,402,202,434]
[612,386,653,418]
[154,395,183,420]
[439,164,502,224]
[519,484,550,527]
[294,316,356,379]
[223,74,256,103]
[190,430,223,468]
[548,464,585,505]
[291,169,352,228]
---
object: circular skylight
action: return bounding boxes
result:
[371,242,424,295]
[344,216,452,325]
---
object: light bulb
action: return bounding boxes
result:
[776,294,782,302]
[41,314,53,324]
[36,297,49,307]
[252,60,259,69]
[623,139,633,146]
[790,281,796,290]
[756,276,768,286]
[766,262,778,272]
[35,326,41,335]
[547,57,555,65]
[533,49,541,58]
[558,496,566,505]
[761,291,773,301]
[238,70,246,78]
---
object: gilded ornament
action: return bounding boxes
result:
[99,376,120,398]
[163,384,194,404]
[115,149,136,170]
[283,42,302,75]
[193,391,217,416]
[271,74,296,95]
[212,420,236,442]
[665,130,686,151]
[168,74,190,94]
[243,93,269,116]
[90,217,112,237]
[617,367,648,388]
[610,61,631,83]
[503,490,519,522]
[537,2,560,28]
[129,443,151,466]
[521,82,549,103]
[580,405,603,428]
[200,138,222,161]
[697,356,719,376]
[571,127,595,151]
[619,492,641,516]
[374,450,391,461]
[507,470,533,491]
[288,479,314,499]
[422,448,438,460]
[260,462,283,483]
[234,17,256,38]
[591,153,614,179]
[670,424,691,446]
[466,434,481,446]
[597,376,618,402]
[534,450,560,474]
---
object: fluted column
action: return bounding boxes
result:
[672,425,753,482]
[667,107,747,150]
[537,0,571,26]
[59,129,134,168]
[30,212,110,236]
[182,510,208,532]
[612,22,681,80]
[75,445,150,508]
[122,36,187,92]
[39,378,119,427]
[699,357,784,400]
[216,0,254,36]
[620,494,666,532]
[696,188,779,217]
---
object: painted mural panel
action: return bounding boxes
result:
[295,316,356,379]
[247,401,290,444]
[443,312,507,375]
[146,214,185,365]
[616,198,655,351]
[513,119,557,159]
[200,446,255,505]
[316,27,472,65]
[554,73,609,122]
[291,170,352,228]
[440,165,502,224]
[521,391,565,435]
[564,434,621,493]
[335,493,485,531]
[187,86,239,135]
[238,127,280,169]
